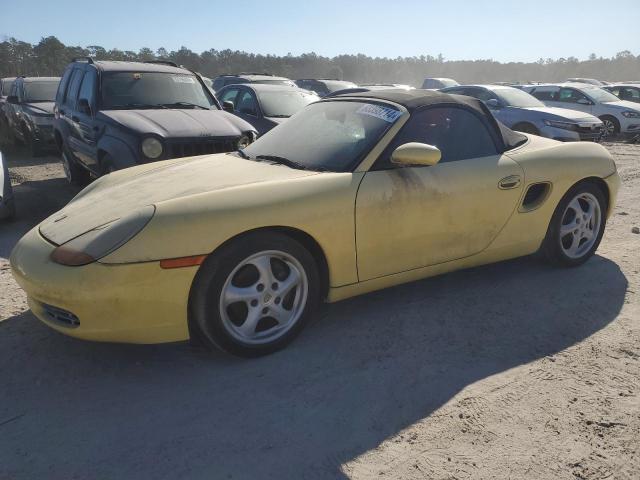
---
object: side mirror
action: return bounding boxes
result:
[78,98,92,115]
[222,101,234,113]
[486,98,501,109]
[7,95,18,104]
[391,142,441,167]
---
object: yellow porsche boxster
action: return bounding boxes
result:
[11,90,620,356]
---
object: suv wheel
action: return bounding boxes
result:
[61,143,90,186]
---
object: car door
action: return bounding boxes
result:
[355,105,524,281]
[234,88,271,135]
[4,81,19,133]
[218,86,240,107]
[61,69,92,169]
[70,68,101,172]
[556,87,594,114]
[622,87,640,103]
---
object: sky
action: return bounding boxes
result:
[1,0,639,62]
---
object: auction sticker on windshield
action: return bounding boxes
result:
[357,104,403,123]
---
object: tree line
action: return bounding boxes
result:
[1,36,639,86]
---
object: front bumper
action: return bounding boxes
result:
[10,226,196,344]
[540,124,602,142]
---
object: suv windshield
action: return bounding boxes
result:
[495,88,545,108]
[582,87,620,103]
[258,90,318,117]
[23,80,59,102]
[101,72,217,109]
[241,100,402,172]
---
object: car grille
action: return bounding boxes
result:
[577,125,603,141]
[42,303,80,328]
[166,137,239,159]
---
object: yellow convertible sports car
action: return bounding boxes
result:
[11,90,620,357]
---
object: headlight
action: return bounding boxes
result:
[543,119,578,131]
[237,132,256,149]
[50,205,155,266]
[621,111,640,118]
[141,137,163,159]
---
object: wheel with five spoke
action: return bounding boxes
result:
[189,231,320,357]
[542,181,607,267]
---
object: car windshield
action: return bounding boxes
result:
[323,80,358,92]
[101,72,217,109]
[495,88,545,108]
[23,80,59,102]
[439,79,459,88]
[255,79,296,87]
[582,87,621,103]
[258,90,319,117]
[241,100,402,172]
[2,80,15,96]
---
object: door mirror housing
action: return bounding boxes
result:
[391,142,442,167]
[222,101,234,113]
[78,98,92,115]
[7,95,18,104]
[486,98,501,109]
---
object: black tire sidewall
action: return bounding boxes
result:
[189,231,320,357]
[543,181,607,267]
[62,142,89,186]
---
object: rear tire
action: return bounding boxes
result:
[542,181,607,267]
[61,143,90,186]
[189,231,320,357]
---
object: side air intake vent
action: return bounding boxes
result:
[521,182,551,211]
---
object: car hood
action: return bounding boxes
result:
[521,106,600,123]
[24,102,55,116]
[98,109,255,137]
[601,100,640,112]
[39,153,318,245]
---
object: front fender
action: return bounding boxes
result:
[97,135,138,170]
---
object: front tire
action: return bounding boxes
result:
[599,115,620,138]
[61,143,90,186]
[542,181,607,267]
[189,231,320,357]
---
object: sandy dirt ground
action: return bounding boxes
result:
[0,141,638,480]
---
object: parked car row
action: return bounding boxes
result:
[1,62,638,190]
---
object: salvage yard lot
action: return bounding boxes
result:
[1,143,639,479]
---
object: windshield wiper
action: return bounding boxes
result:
[255,154,329,172]
[108,103,167,109]
[158,102,209,110]
[236,149,251,159]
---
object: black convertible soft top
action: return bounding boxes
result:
[338,89,528,152]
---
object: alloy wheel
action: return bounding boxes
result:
[219,250,308,345]
[559,192,601,259]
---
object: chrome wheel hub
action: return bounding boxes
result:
[602,120,615,137]
[219,250,308,345]
[559,192,601,259]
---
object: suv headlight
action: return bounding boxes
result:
[621,111,640,118]
[544,119,578,131]
[50,206,155,266]
[237,131,256,149]
[141,137,163,159]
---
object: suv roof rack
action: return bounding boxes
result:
[72,57,94,64]
[144,60,179,67]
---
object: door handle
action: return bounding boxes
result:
[498,175,521,190]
